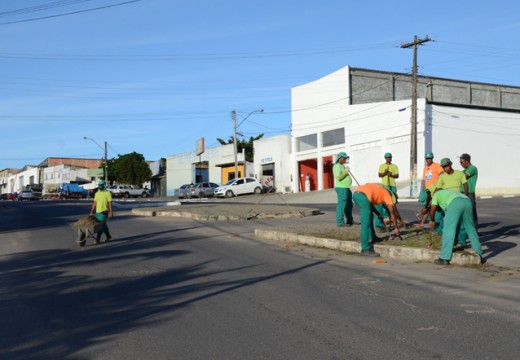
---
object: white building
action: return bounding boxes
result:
[253,135,292,193]
[166,143,252,196]
[290,66,520,196]
[9,165,41,192]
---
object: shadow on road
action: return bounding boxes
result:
[479,222,519,261]
[0,228,328,359]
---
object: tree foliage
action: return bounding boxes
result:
[216,133,264,161]
[108,152,152,185]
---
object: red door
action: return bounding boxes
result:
[298,159,317,191]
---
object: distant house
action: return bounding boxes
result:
[0,168,20,195]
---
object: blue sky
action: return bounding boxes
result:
[1,0,520,169]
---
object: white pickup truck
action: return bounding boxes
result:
[107,185,150,198]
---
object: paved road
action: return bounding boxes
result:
[183,191,520,269]
[1,199,519,359]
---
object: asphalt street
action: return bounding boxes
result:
[0,197,519,359]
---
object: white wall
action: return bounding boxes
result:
[346,99,425,197]
[291,65,425,197]
[429,104,520,195]
[10,167,40,191]
[166,143,243,196]
[291,66,351,138]
[253,135,292,193]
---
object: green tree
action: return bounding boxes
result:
[112,152,152,185]
[217,133,264,161]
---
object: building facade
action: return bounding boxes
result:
[291,66,520,196]
[166,143,252,196]
[253,135,292,193]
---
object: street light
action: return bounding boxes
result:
[83,136,108,181]
[232,108,263,180]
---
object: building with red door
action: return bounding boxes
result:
[289,66,520,196]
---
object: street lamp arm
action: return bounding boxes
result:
[232,108,263,180]
[237,108,264,128]
[83,136,108,181]
[83,136,104,152]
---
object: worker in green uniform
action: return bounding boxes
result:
[376,152,399,230]
[90,180,113,243]
[459,153,478,227]
[353,183,402,257]
[435,158,468,246]
[417,183,444,235]
[435,158,468,195]
[428,189,485,265]
[333,152,354,227]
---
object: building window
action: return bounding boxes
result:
[322,128,345,147]
[296,134,317,152]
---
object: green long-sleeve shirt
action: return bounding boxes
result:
[333,163,352,188]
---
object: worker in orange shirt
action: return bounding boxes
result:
[423,152,443,189]
[353,183,402,257]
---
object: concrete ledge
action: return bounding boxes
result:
[115,201,180,210]
[254,229,481,266]
[132,207,320,220]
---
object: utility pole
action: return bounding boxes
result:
[231,108,263,181]
[104,141,108,181]
[401,35,431,197]
[232,110,239,180]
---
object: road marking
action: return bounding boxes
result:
[460,304,496,314]
[352,277,380,284]
[417,326,444,332]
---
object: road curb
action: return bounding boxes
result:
[114,201,181,210]
[254,229,482,266]
[131,207,320,220]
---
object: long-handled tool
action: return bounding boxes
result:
[347,167,361,186]
[428,226,434,248]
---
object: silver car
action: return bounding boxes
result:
[174,184,191,199]
[184,182,219,198]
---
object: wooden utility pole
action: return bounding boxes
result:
[401,35,431,197]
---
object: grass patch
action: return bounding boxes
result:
[272,224,445,250]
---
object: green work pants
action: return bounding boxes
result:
[375,185,397,227]
[95,212,111,239]
[374,204,386,228]
[435,209,468,245]
[335,187,353,226]
[353,192,378,251]
[439,197,482,261]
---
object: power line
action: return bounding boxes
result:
[0,0,144,25]
[0,43,396,61]
[0,1,97,17]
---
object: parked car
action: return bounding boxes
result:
[0,193,7,200]
[174,184,191,199]
[7,192,18,201]
[214,177,263,198]
[107,184,150,198]
[107,185,129,198]
[18,190,41,201]
[185,182,220,198]
[128,185,151,198]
